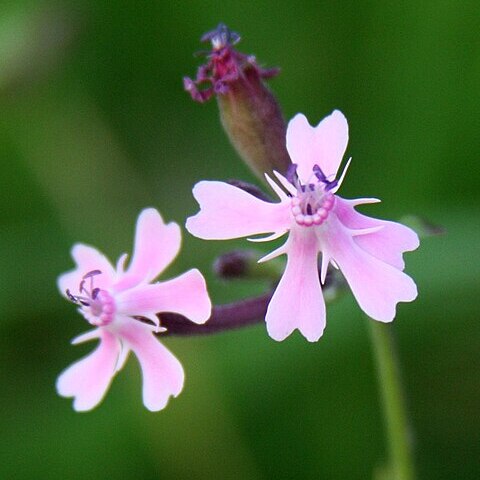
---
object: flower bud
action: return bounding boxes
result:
[213,249,284,282]
[213,250,258,280]
[184,24,290,180]
[213,248,347,304]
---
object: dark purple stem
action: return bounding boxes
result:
[160,290,273,336]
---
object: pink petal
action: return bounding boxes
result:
[116,269,211,324]
[320,215,418,322]
[117,321,184,411]
[56,330,120,411]
[266,229,326,342]
[123,208,181,286]
[58,244,115,297]
[334,197,420,270]
[186,181,290,240]
[286,111,349,181]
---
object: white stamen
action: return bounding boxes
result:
[247,230,287,243]
[264,173,288,200]
[258,243,288,263]
[71,329,100,345]
[331,157,352,193]
[348,197,381,206]
[272,170,297,196]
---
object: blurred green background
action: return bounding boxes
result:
[0,1,479,479]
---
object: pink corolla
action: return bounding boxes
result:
[57,208,211,411]
[186,110,419,342]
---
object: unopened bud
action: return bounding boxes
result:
[213,250,257,280]
[214,248,348,304]
[184,24,290,180]
[213,249,284,282]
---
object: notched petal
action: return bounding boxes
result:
[123,208,182,286]
[286,110,349,182]
[266,229,326,342]
[57,330,120,412]
[320,214,418,322]
[334,197,419,270]
[118,322,184,412]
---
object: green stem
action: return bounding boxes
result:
[368,321,416,480]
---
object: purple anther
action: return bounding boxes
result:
[325,179,338,191]
[91,288,100,300]
[78,269,103,296]
[313,164,338,190]
[201,23,241,48]
[66,289,90,307]
[82,270,102,280]
[66,289,76,302]
[286,163,298,183]
[313,164,328,183]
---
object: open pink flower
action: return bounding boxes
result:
[57,208,211,411]
[186,110,419,342]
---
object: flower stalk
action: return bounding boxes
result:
[161,291,273,336]
[369,321,416,480]
[162,262,346,336]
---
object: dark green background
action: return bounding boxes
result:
[0,1,479,479]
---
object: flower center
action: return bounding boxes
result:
[66,270,116,327]
[288,164,336,227]
[290,187,335,226]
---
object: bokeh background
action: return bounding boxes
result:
[1,1,479,479]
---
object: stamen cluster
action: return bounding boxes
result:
[287,163,336,227]
[66,270,115,327]
[291,189,334,227]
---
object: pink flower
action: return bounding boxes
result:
[57,208,211,411]
[186,111,419,342]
